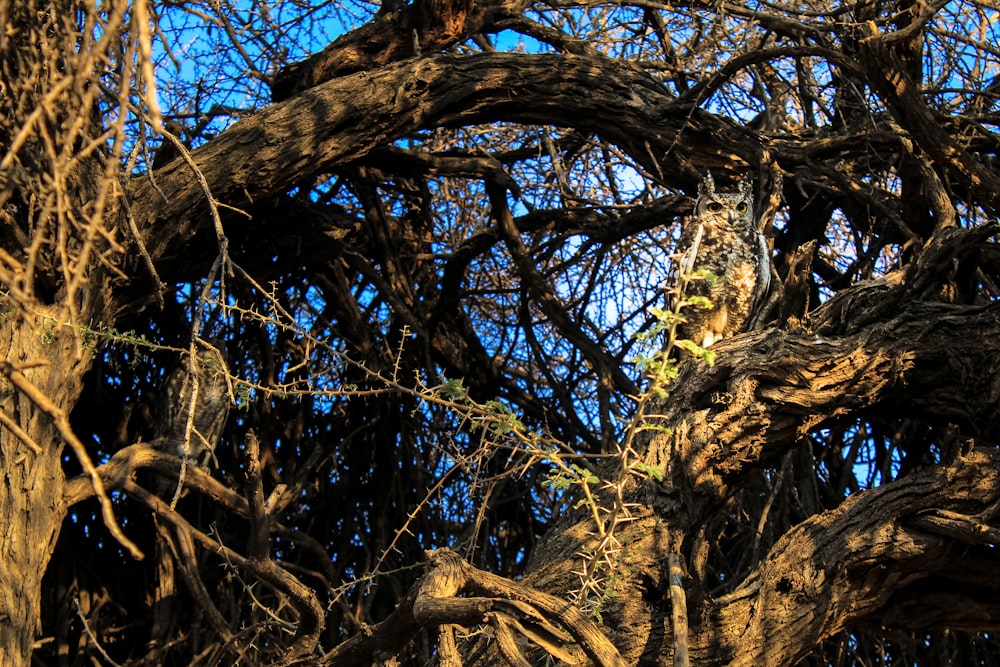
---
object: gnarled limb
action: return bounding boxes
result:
[270,0,532,100]
[322,548,626,666]
[524,228,1000,664]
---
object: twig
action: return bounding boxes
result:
[667,553,689,667]
[118,181,165,309]
[0,405,42,454]
[74,597,122,667]
[132,0,162,132]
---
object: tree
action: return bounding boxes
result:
[2,0,999,664]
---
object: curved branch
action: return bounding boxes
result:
[62,441,245,509]
[640,263,1000,515]
[524,270,1000,663]
[270,0,532,100]
[698,448,1000,666]
[127,52,750,278]
[857,29,1000,215]
[124,481,324,662]
[321,548,626,667]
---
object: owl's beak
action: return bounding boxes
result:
[728,210,741,224]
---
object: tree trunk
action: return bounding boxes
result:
[0,309,89,665]
[0,0,126,658]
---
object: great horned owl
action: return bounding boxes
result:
[673,172,770,348]
[154,346,230,495]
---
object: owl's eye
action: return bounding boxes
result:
[736,202,748,212]
[707,202,723,213]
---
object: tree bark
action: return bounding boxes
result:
[522,273,1000,664]
[0,310,90,665]
[270,0,531,100]
[129,52,749,286]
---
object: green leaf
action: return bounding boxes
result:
[633,463,664,481]
[674,339,716,366]
[688,268,719,285]
[439,377,466,400]
[685,295,714,310]
[571,463,601,485]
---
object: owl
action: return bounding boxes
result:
[153,346,230,495]
[672,172,770,348]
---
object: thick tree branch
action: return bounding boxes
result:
[639,224,1000,516]
[684,299,997,503]
[526,245,1000,663]
[527,446,1000,665]
[124,481,324,663]
[127,53,748,277]
[62,441,244,509]
[270,0,532,100]
[321,548,626,666]
[857,31,1000,215]
[695,448,1000,666]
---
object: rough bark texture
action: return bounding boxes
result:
[0,311,89,664]
[129,52,748,281]
[269,0,530,100]
[77,44,1000,667]
[524,278,1000,665]
[4,1,1000,664]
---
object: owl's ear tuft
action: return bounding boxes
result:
[739,175,754,198]
[698,171,715,198]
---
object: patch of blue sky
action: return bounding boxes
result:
[923,2,1000,108]
[433,163,677,429]
[955,199,997,232]
[490,27,549,54]
[595,237,673,329]
[812,419,913,495]
[153,7,266,108]
[146,0,368,148]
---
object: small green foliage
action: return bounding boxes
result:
[0,295,19,323]
[573,463,600,486]
[646,305,686,328]
[688,268,718,285]
[75,323,100,354]
[545,463,597,493]
[484,399,524,435]
[632,352,657,373]
[634,422,672,435]
[439,377,466,400]
[674,339,716,366]
[234,381,254,410]
[684,294,714,311]
[566,247,723,617]
[544,467,574,491]
[39,316,56,344]
[633,463,664,482]
[73,323,155,362]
